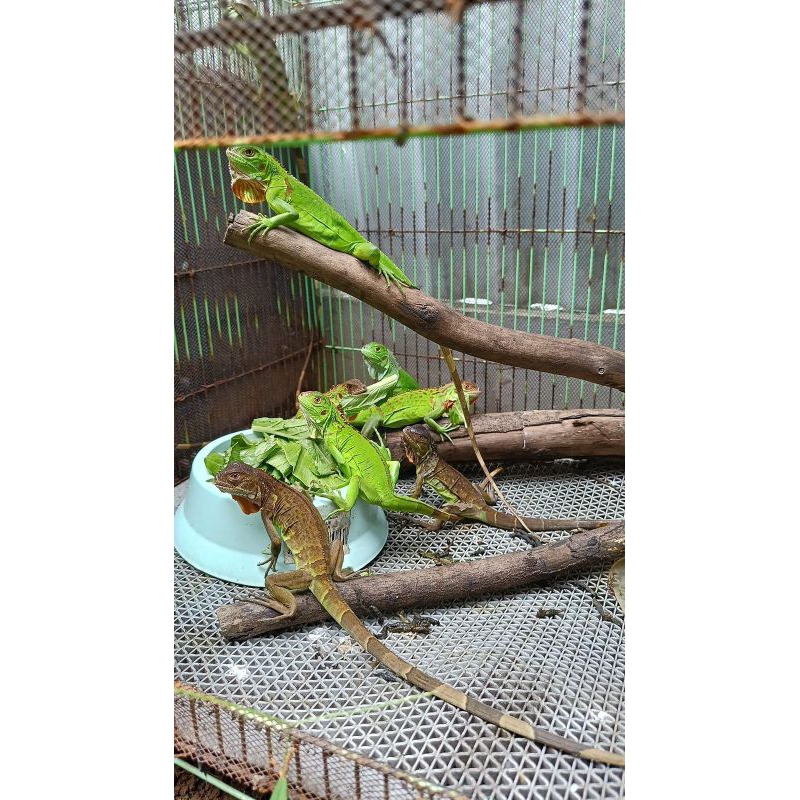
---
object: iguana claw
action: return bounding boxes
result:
[246,214,273,243]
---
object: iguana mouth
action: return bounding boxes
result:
[229,166,267,204]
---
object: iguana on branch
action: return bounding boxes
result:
[292,373,398,419]
[224,148,525,531]
[352,381,480,445]
[401,425,614,536]
[213,461,624,767]
[361,341,419,395]
[226,145,413,289]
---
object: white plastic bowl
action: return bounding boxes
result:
[174,429,388,586]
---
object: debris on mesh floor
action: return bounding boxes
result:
[175,460,625,800]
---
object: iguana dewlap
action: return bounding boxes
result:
[214,462,624,767]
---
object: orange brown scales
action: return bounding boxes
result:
[213,461,624,767]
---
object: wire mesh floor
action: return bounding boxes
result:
[175,460,625,800]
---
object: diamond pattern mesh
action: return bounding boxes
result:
[174,1,624,148]
[175,460,625,799]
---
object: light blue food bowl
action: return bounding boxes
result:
[174,429,389,587]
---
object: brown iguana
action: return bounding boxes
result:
[401,425,615,535]
[213,461,624,767]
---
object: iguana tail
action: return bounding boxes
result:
[378,252,415,288]
[312,578,624,767]
[479,509,614,533]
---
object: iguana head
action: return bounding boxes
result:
[401,425,435,463]
[462,381,480,404]
[298,390,347,432]
[443,381,480,404]
[361,342,398,380]
[214,461,266,514]
[226,145,280,203]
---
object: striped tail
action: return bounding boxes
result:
[488,512,614,533]
[312,578,624,767]
[378,252,415,288]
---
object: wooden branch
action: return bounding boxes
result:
[384,409,625,465]
[224,214,625,391]
[217,523,624,640]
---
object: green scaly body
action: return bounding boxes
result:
[401,425,614,535]
[361,341,419,396]
[298,391,452,522]
[213,462,624,767]
[226,146,413,289]
[351,381,479,443]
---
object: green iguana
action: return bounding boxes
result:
[401,425,614,535]
[292,374,397,419]
[213,461,624,767]
[226,145,413,289]
[297,390,453,526]
[361,341,419,395]
[352,381,480,444]
[225,147,531,532]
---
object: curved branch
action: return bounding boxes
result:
[217,523,624,640]
[224,213,625,391]
[384,409,625,465]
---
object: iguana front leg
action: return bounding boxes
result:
[359,409,384,444]
[410,469,425,499]
[321,440,362,517]
[257,513,283,574]
[246,198,300,242]
[423,415,455,444]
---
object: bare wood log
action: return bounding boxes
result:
[217,523,624,640]
[384,409,624,465]
[224,214,625,391]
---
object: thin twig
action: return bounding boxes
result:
[440,346,535,536]
[295,337,316,403]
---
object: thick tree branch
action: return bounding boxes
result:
[384,409,624,465]
[224,214,625,391]
[217,523,624,640]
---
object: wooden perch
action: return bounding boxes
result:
[217,523,624,640]
[384,409,624,465]
[224,213,625,391]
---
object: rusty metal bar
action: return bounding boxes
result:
[175,110,624,150]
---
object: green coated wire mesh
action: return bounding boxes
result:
[174,0,623,148]
[175,685,470,799]
[174,3,625,795]
[174,0,624,482]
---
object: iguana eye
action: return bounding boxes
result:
[243,148,255,157]
[313,396,321,403]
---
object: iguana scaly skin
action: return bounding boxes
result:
[213,462,624,767]
[292,374,398,432]
[353,382,480,444]
[297,390,453,526]
[292,378,368,420]
[361,342,419,395]
[226,146,413,289]
[401,425,613,535]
